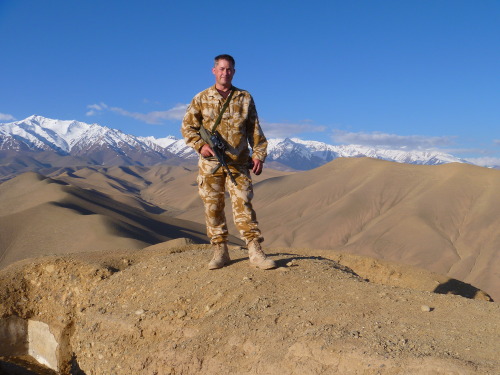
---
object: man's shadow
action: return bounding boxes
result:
[229,250,493,301]
[228,251,361,277]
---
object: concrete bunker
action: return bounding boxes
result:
[0,316,62,372]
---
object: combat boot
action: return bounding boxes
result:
[248,240,276,270]
[208,242,230,270]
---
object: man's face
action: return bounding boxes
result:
[212,59,235,88]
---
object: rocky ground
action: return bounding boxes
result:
[0,241,499,374]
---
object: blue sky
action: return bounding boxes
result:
[1,0,499,165]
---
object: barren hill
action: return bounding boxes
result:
[0,243,498,374]
[181,158,500,300]
[1,158,498,301]
[1,159,499,373]
[0,172,211,268]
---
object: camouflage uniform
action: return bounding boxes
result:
[181,85,267,245]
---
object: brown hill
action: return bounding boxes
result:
[254,158,500,300]
[0,243,498,374]
[174,159,500,301]
[0,172,211,269]
[46,164,290,216]
[1,158,498,301]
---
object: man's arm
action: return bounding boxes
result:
[247,97,267,174]
[181,96,207,153]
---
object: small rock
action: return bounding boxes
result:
[135,309,145,315]
[177,310,187,318]
[421,305,432,312]
[350,330,360,338]
[45,264,55,273]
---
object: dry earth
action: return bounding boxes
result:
[222,159,499,301]
[0,241,498,374]
[41,159,500,301]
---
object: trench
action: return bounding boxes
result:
[0,316,74,374]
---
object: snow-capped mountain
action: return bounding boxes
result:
[1,115,471,176]
[265,138,467,170]
[139,135,196,159]
[0,115,176,167]
[141,136,468,170]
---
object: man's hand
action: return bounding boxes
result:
[200,144,215,158]
[251,158,263,175]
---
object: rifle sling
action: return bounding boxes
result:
[210,89,234,134]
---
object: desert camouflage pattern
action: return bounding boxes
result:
[196,157,263,245]
[182,85,267,245]
[181,85,267,164]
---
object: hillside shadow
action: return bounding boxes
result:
[434,279,493,301]
[118,166,150,182]
[48,189,209,245]
[51,202,95,215]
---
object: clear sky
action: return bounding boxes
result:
[1,0,499,165]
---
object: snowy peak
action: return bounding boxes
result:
[1,115,472,172]
[1,115,105,153]
[138,135,196,159]
[267,137,468,169]
[1,115,69,153]
[0,116,177,167]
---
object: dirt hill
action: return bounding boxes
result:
[38,159,500,301]
[0,171,215,268]
[0,242,498,374]
[248,158,500,301]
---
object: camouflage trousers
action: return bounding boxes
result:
[197,157,263,245]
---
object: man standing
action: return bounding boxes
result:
[181,54,275,270]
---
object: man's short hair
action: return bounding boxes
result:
[214,54,235,68]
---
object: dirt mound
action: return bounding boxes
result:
[0,243,498,374]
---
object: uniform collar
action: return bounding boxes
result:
[208,85,241,98]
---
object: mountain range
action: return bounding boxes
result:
[1,115,472,178]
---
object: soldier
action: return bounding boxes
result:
[181,54,276,270]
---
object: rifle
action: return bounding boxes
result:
[199,126,238,186]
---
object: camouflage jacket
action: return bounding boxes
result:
[181,85,267,164]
